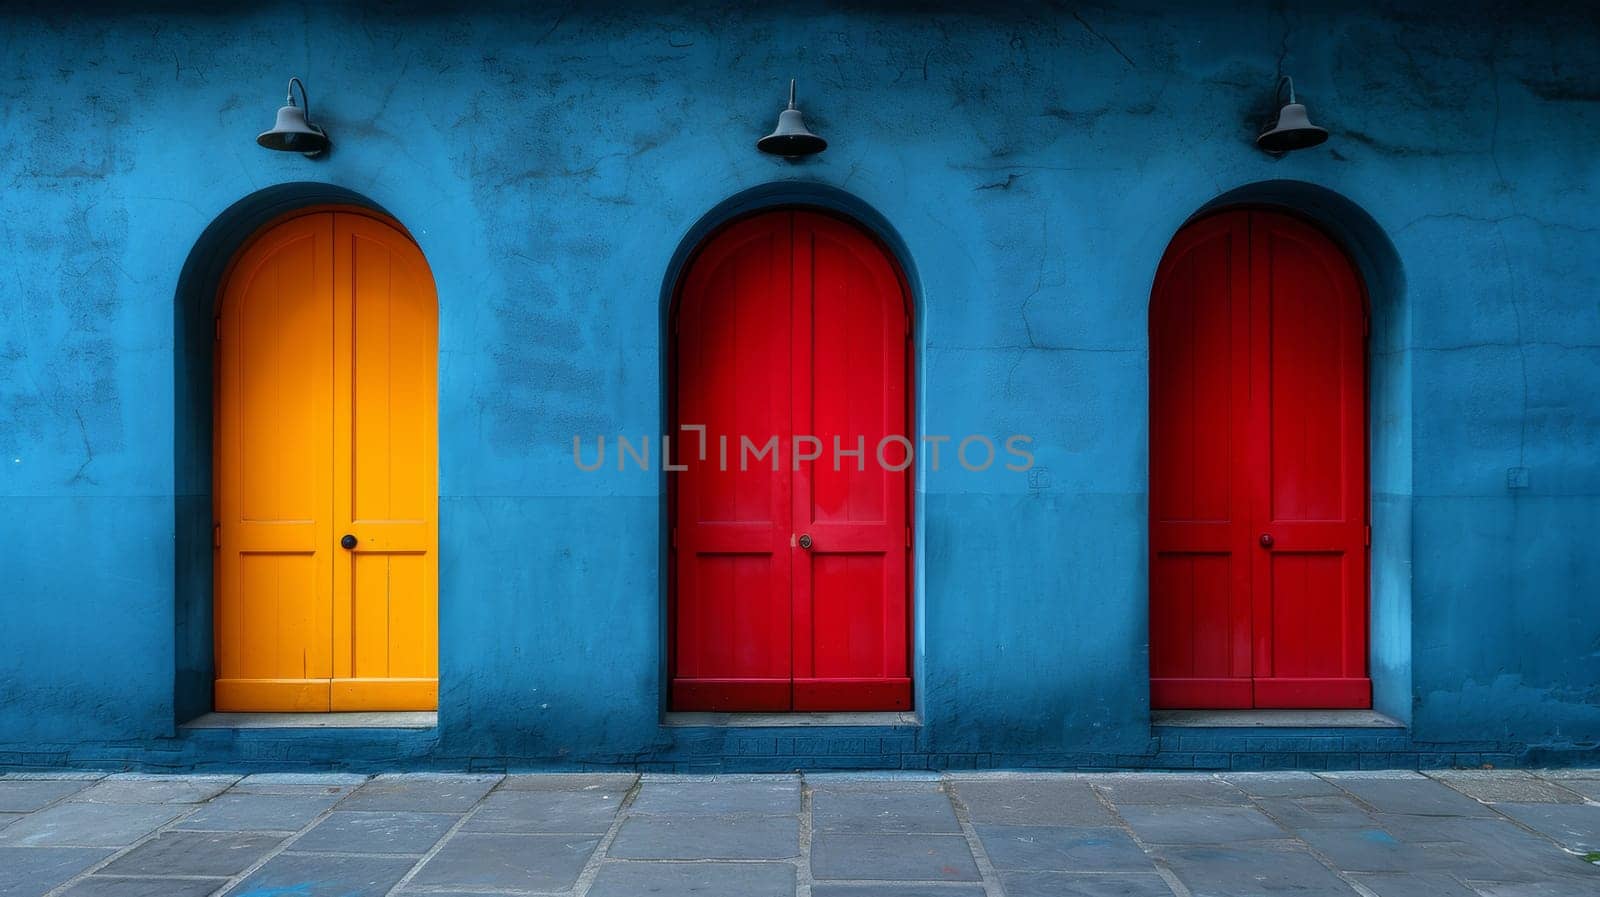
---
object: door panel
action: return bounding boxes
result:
[672,214,795,710]
[671,210,911,711]
[331,214,439,710]
[215,210,437,713]
[1267,552,1346,676]
[792,213,910,710]
[1249,213,1369,708]
[216,217,335,711]
[1148,213,1253,709]
[1150,210,1369,710]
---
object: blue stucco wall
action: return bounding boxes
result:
[1,2,1596,771]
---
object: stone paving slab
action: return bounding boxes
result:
[338,773,501,813]
[0,846,112,896]
[223,852,416,897]
[998,871,1176,897]
[811,832,982,881]
[0,801,184,847]
[1156,842,1357,896]
[1118,803,1287,843]
[609,814,800,859]
[586,861,796,897]
[1347,870,1484,897]
[97,830,283,877]
[1326,775,1498,817]
[461,787,622,833]
[1298,825,1478,873]
[951,778,1117,826]
[1428,771,1588,804]
[60,877,225,897]
[1470,878,1600,897]
[72,775,239,805]
[976,824,1154,872]
[231,772,369,792]
[175,791,345,832]
[1377,812,1546,845]
[1255,794,1381,831]
[393,891,541,897]
[0,780,91,813]
[627,777,801,816]
[293,810,458,854]
[1093,774,1251,806]
[499,772,639,792]
[812,786,962,832]
[813,886,988,897]
[410,833,601,891]
[1492,802,1600,852]
[1378,815,1594,881]
[0,769,1596,896]
[1221,771,1344,798]
[1557,779,1600,801]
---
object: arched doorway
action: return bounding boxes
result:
[213,209,438,712]
[669,209,913,711]
[1149,209,1370,709]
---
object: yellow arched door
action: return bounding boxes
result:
[214,210,438,711]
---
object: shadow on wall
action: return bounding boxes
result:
[1192,179,1414,723]
[170,183,404,725]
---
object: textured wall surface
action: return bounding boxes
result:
[0,1,1596,771]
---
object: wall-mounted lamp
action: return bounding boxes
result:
[757,79,827,158]
[257,77,330,157]
[1257,76,1328,155]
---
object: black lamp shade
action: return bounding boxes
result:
[757,109,828,156]
[257,87,329,157]
[1256,102,1328,154]
[758,82,827,158]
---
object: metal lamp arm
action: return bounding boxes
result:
[287,77,310,116]
[1276,75,1297,106]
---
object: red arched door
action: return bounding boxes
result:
[671,209,912,711]
[1149,210,1369,709]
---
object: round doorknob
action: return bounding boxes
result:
[798,534,813,550]
[1259,533,1274,548]
[341,534,357,550]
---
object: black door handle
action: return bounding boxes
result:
[341,534,357,550]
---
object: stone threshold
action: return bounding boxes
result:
[181,711,438,729]
[1152,708,1405,728]
[663,711,920,728]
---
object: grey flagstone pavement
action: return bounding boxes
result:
[0,768,1595,896]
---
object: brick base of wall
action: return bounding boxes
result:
[2,723,1598,774]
